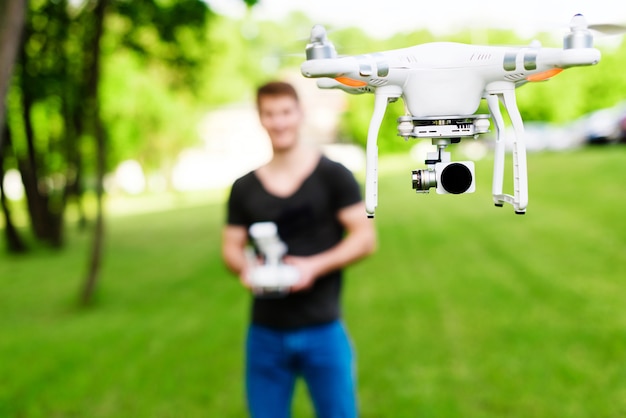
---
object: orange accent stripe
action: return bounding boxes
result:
[526,68,564,82]
[335,76,368,87]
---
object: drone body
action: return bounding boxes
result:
[304,41,598,116]
[301,15,601,217]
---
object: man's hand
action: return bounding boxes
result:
[283,201,376,293]
[284,255,321,293]
[239,264,255,290]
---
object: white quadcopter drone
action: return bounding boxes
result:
[246,222,300,295]
[301,14,603,217]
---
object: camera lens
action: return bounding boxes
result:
[412,169,436,191]
[440,163,473,194]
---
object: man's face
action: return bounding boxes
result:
[258,95,303,152]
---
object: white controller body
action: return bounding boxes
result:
[248,222,301,294]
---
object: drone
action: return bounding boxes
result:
[301,14,603,218]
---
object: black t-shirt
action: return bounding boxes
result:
[226,155,362,329]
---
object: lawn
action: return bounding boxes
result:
[1,146,625,417]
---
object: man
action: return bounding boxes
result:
[222,80,376,418]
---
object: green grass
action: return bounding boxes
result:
[1,146,626,417]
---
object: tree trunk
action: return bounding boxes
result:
[18,47,53,242]
[0,123,27,253]
[62,82,88,231]
[11,3,66,248]
[0,0,27,153]
[81,0,108,305]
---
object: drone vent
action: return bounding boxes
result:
[504,73,526,82]
[471,52,492,61]
[368,78,388,87]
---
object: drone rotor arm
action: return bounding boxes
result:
[301,57,360,79]
[559,48,601,68]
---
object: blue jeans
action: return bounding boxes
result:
[245,320,357,418]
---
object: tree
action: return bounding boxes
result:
[0,0,27,152]
[80,0,108,305]
[6,0,89,248]
[1,0,217,305]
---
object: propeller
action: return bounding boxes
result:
[568,14,626,36]
[588,23,626,36]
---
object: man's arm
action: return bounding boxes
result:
[222,225,252,287]
[287,201,376,292]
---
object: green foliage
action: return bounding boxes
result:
[111,0,210,52]
[12,6,626,174]
[100,49,201,171]
[9,6,626,173]
[1,147,626,417]
[97,1,217,171]
[5,4,626,252]
[199,13,315,105]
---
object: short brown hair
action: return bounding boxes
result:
[256,81,299,109]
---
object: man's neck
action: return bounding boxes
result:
[255,142,321,197]
[269,142,315,170]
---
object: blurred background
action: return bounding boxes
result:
[1,1,626,417]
